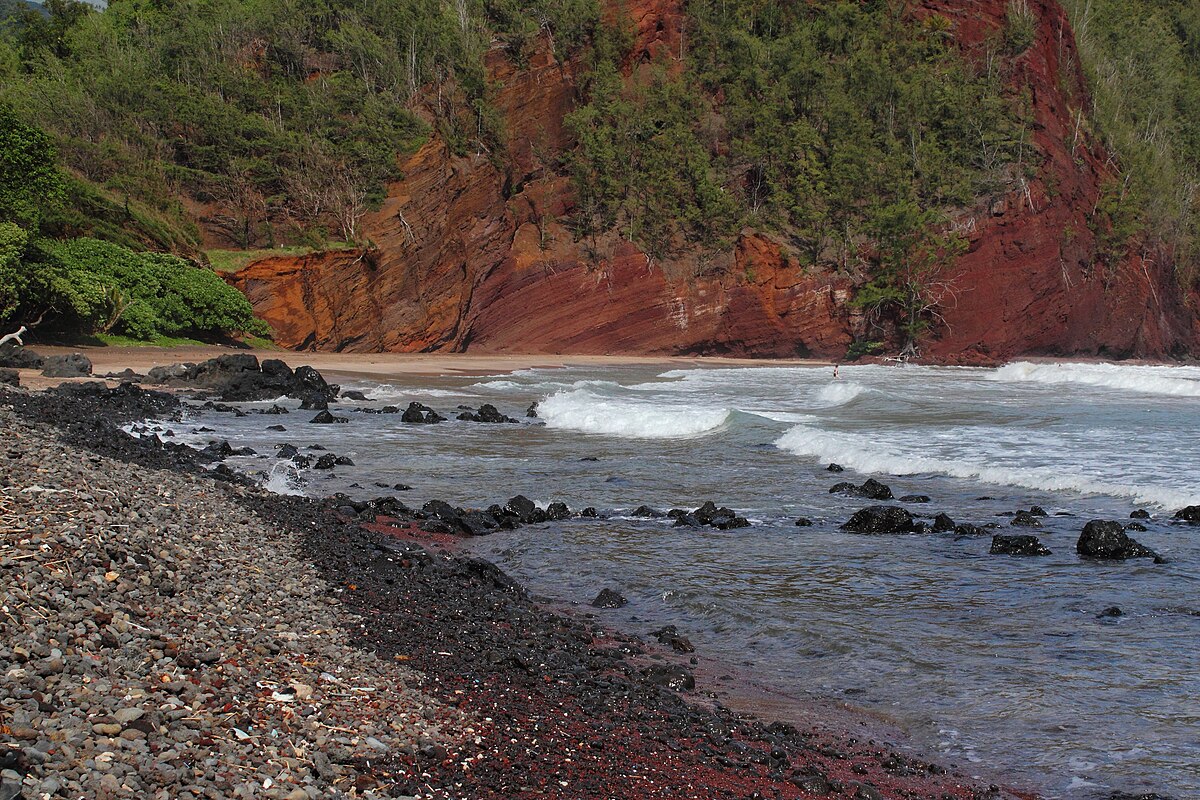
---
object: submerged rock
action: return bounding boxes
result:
[841,506,923,534]
[1010,511,1044,528]
[794,517,813,527]
[990,533,1052,556]
[1077,520,1164,563]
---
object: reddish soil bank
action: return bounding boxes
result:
[227,0,1199,363]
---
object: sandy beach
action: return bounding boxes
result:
[17,345,831,391]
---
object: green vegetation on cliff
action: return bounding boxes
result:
[0,0,599,249]
[568,1,1029,345]
[1062,0,1200,287]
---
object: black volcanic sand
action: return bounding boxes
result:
[3,383,1027,800]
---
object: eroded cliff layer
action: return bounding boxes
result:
[230,0,1199,361]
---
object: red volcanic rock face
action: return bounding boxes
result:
[230,0,1198,361]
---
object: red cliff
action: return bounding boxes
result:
[229,0,1199,362]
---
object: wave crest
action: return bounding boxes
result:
[774,424,1197,509]
[992,362,1200,397]
[538,389,731,439]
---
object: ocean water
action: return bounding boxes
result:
[156,361,1200,798]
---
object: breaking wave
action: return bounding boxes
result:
[774,424,1197,510]
[813,381,868,407]
[538,389,731,439]
[991,362,1200,398]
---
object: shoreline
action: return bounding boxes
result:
[0,376,1041,800]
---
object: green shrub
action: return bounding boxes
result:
[29,237,270,339]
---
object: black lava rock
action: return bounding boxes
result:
[309,410,348,424]
[841,506,922,534]
[989,533,1052,556]
[504,495,546,524]
[1126,522,1148,532]
[643,664,694,692]
[1173,505,1200,523]
[1010,510,1044,528]
[591,588,627,609]
[314,454,337,469]
[652,625,696,654]
[545,502,571,520]
[1130,509,1151,519]
[267,424,286,431]
[334,455,354,466]
[826,463,844,472]
[632,505,667,518]
[1077,520,1164,563]
[0,368,18,387]
[0,342,44,369]
[829,478,893,500]
[457,403,518,423]
[931,512,956,532]
[341,390,370,401]
[401,402,446,424]
[526,402,539,418]
[898,494,930,503]
[42,353,93,378]
[794,517,813,527]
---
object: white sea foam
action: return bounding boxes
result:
[538,389,731,439]
[813,381,867,406]
[261,461,307,496]
[774,424,1197,509]
[992,361,1200,397]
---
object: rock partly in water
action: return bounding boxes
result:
[1077,520,1164,563]
[931,513,956,533]
[794,517,813,527]
[1173,506,1200,523]
[826,463,844,472]
[652,625,696,654]
[309,410,348,424]
[829,478,893,500]
[457,403,518,423]
[1130,509,1151,519]
[591,588,627,609]
[1010,510,1044,528]
[673,501,750,530]
[401,402,446,424]
[841,506,923,534]
[990,533,1052,556]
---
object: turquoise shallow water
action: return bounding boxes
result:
[157,361,1200,798]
